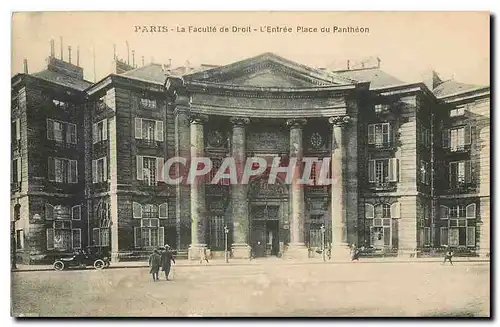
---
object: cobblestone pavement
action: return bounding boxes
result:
[11,261,490,317]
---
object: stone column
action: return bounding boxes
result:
[285,118,309,258]
[328,116,351,259]
[188,114,209,260]
[230,117,251,259]
[174,96,191,251]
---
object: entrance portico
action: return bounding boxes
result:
[165,52,365,259]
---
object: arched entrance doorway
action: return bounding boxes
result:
[248,176,288,257]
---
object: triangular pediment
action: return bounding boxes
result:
[184,52,354,87]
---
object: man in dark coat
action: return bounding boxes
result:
[160,245,176,280]
[149,249,161,281]
[443,246,454,265]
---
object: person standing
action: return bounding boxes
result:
[149,249,161,281]
[161,245,176,281]
[443,246,454,265]
[199,247,209,264]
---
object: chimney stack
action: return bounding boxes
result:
[142,56,145,66]
[347,60,350,70]
[23,59,28,74]
[68,46,72,64]
[60,36,63,60]
[185,60,190,73]
[113,44,116,60]
[132,50,135,67]
[50,39,55,57]
[77,46,80,66]
[168,58,172,67]
[377,57,381,68]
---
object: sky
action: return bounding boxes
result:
[11,11,490,86]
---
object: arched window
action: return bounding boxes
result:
[382,204,391,218]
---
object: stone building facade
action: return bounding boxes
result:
[11,50,490,263]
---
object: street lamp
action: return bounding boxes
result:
[224,225,229,263]
[320,224,326,262]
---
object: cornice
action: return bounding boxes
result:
[190,103,346,118]
[86,74,164,96]
[186,81,358,98]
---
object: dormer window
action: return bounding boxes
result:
[374,104,390,113]
[140,98,157,109]
[450,106,465,117]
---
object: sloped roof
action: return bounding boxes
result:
[432,79,487,98]
[121,63,217,84]
[32,69,93,91]
[333,67,405,89]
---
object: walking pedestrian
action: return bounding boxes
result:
[160,245,176,281]
[443,246,454,265]
[199,247,209,264]
[148,249,161,281]
[351,244,360,261]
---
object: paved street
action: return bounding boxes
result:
[11,261,490,317]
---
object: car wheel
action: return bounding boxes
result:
[53,261,65,271]
[104,261,110,268]
[93,259,105,270]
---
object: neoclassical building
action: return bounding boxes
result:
[11,47,490,263]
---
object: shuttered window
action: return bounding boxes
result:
[92,157,108,183]
[368,158,399,184]
[92,119,108,144]
[47,119,77,144]
[135,118,164,142]
[48,157,78,184]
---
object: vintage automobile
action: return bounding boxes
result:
[53,246,111,271]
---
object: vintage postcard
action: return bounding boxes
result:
[10,11,490,317]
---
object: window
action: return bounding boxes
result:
[92,157,108,183]
[92,228,110,246]
[92,119,108,144]
[12,158,21,184]
[140,98,157,109]
[159,203,168,219]
[52,99,73,110]
[134,218,164,249]
[366,202,399,249]
[143,204,159,218]
[12,119,20,143]
[449,160,473,188]
[72,229,81,249]
[48,157,78,183]
[47,220,72,251]
[374,104,390,113]
[442,126,471,151]
[439,203,476,247]
[420,160,430,185]
[47,119,77,144]
[424,227,431,246]
[382,204,391,218]
[134,118,164,142]
[419,125,431,148]
[450,106,465,117]
[368,123,391,147]
[368,158,399,184]
[136,156,164,185]
[16,230,24,249]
